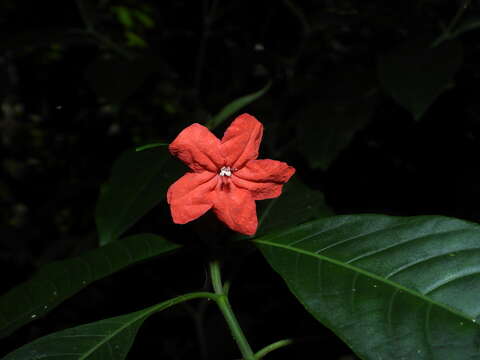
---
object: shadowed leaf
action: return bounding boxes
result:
[452,17,480,38]
[95,147,184,246]
[296,66,378,171]
[297,99,375,171]
[2,292,213,360]
[378,37,463,120]
[0,234,180,339]
[256,176,333,236]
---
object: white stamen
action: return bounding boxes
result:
[219,166,232,177]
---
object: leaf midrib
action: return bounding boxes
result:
[254,239,479,325]
[0,236,178,339]
[76,292,216,360]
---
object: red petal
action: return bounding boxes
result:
[167,171,217,224]
[212,182,258,235]
[232,159,296,200]
[221,113,263,169]
[169,123,224,172]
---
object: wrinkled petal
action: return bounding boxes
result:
[232,159,296,200]
[167,171,217,224]
[212,182,258,235]
[169,123,224,172]
[221,113,263,170]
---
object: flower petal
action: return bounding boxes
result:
[212,183,258,235]
[221,113,263,169]
[169,123,224,172]
[167,171,217,224]
[232,159,296,200]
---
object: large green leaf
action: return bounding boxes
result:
[378,37,463,120]
[256,176,333,236]
[0,234,180,339]
[256,215,480,359]
[3,292,214,360]
[205,81,271,130]
[95,147,184,246]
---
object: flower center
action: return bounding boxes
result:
[219,166,232,177]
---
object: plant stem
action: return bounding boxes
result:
[432,0,472,47]
[209,261,256,360]
[255,339,294,359]
[445,0,472,36]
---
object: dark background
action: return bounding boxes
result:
[2,0,480,359]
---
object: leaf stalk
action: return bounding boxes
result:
[255,338,294,359]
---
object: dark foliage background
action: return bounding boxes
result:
[1,0,480,359]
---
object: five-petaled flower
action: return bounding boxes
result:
[167,113,295,235]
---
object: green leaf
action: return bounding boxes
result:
[256,176,333,236]
[206,81,271,130]
[378,36,463,120]
[256,214,480,359]
[0,234,180,339]
[135,142,167,152]
[95,147,184,246]
[125,31,148,48]
[3,292,214,360]
[133,10,155,28]
[112,6,134,28]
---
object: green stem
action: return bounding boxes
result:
[444,0,471,35]
[255,339,294,359]
[432,0,472,47]
[209,261,256,360]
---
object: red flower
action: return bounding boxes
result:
[167,113,295,235]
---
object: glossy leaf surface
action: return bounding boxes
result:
[3,292,214,360]
[378,37,462,120]
[95,147,184,245]
[256,214,480,359]
[0,234,179,339]
[206,81,271,130]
